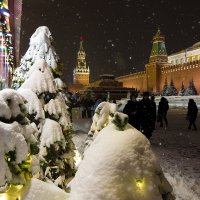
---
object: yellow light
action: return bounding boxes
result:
[0,193,6,200]
[135,178,144,190]
[108,115,112,120]
[0,183,10,194]
[103,122,107,127]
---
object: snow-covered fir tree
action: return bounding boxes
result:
[0,89,39,193]
[19,59,75,191]
[178,81,185,96]
[184,79,198,96]
[12,26,63,89]
[162,78,168,96]
[166,79,178,96]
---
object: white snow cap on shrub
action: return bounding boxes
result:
[44,98,62,119]
[20,59,56,94]
[39,119,65,157]
[88,101,120,136]
[56,94,71,130]
[54,78,65,91]
[44,94,71,129]
[18,88,45,120]
[0,89,26,119]
[70,112,172,200]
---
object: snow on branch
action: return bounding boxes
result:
[39,119,65,157]
[0,89,26,121]
[18,88,45,121]
[44,98,62,120]
[20,59,56,95]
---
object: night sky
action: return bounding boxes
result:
[20,0,200,83]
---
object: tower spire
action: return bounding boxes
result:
[79,35,84,51]
[149,28,168,63]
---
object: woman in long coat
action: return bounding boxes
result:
[187,99,198,130]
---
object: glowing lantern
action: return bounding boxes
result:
[135,178,144,190]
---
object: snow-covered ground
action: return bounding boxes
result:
[72,108,200,200]
[120,95,200,109]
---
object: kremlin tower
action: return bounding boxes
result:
[145,29,169,93]
[73,37,90,86]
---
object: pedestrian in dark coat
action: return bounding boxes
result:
[139,92,154,139]
[187,99,198,130]
[123,93,140,130]
[150,95,157,130]
[157,97,169,127]
[85,98,94,118]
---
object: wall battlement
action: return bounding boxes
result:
[161,60,200,74]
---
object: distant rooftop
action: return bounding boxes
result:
[169,41,200,56]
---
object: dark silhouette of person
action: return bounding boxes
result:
[158,97,169,127]
[80,97,87,118]
[123,93,140,130]
[139,92,154,139]
[187,99,198,130]
[85,98,94,118]
[150,95,157,130]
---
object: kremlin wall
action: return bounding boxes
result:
[69,29,200,96]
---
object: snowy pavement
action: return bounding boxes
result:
[72,109,200,200]
[151,109,200,199]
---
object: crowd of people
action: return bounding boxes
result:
[67,91,198,137]
[123,92,158,139]
[123,92,198,139]
[66,92,107,120]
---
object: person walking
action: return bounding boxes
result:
[157,97,169,127]
[139,92,154,139]
[187,99,198,130]
[123,93,140,130]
